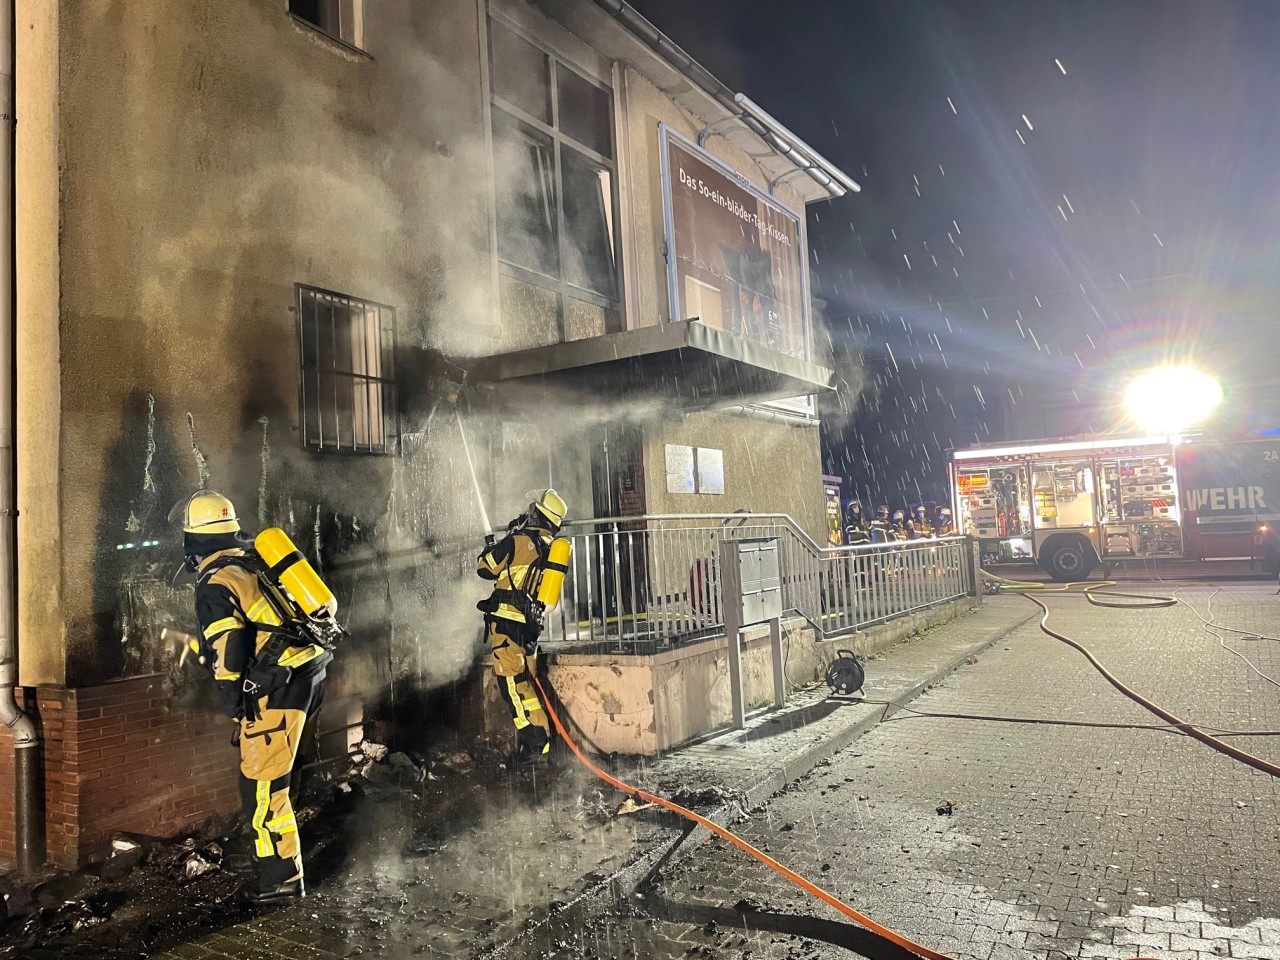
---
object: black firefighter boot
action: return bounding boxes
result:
[239,857,306,906]
[513,725,552,770]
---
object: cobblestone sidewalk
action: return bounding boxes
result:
[153,599,1036,960]
[514,584,1280,960]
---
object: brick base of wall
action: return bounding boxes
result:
[1,677,366,872]
[38,677,243,870]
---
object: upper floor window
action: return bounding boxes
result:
[488,16,622,342]
[290,0,365,51]
[297,285,398,454]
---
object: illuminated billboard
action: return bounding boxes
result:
[660,125,811,363]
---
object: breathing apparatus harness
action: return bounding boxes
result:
[478,512,571,641]
[196,530,347,718]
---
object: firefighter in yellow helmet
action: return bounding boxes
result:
[935,507,954,537]
[476,489,568,769]
[170,490,331,905]
[910,505,934,540]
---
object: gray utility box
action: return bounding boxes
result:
[719,537,786,730]
[737,538,783,626]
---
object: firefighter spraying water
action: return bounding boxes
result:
[475,490,572,769]
[455,408,493,534]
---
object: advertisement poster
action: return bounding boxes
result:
[661,126,810,363]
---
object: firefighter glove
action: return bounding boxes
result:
[242,661,293,705]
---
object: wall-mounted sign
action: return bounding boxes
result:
[660,125,810,363]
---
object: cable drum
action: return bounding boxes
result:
[825,649,865,696]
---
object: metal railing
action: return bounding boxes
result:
[542,513,976,650]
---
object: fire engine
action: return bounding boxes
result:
[948,433,1280,580]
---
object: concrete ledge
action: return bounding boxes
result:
[811,598,980,670]
[751,608,1030,807]
[546,597,978,755]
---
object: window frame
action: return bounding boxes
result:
[289,0,371,58]
[487,13,624,338]
[664,444,725,495]
[295,283,400,456]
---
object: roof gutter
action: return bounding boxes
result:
[590,0,860,200]
[726,404,819,428]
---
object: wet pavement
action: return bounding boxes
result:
[10,586,1275,960]
[513,583,1280,960]
[0,743,671,960]
[1,597,1028,959]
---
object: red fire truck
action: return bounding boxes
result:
[948,433,1280,580]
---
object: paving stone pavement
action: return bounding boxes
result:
[48,585,1279,960]
[150,599,1034,960]
[515,584,1280,960]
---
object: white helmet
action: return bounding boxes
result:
[168,490,240,535]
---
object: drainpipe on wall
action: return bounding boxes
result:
[0,0,43,874]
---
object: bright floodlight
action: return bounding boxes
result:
[1124,367,1223,432]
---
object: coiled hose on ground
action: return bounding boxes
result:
[983,570,1280,779]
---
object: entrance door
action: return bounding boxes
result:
[587,426,648,628]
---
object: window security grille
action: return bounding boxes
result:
[297,285,398,454]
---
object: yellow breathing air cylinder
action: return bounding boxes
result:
[254,527,338,620]
[535,537,573,607]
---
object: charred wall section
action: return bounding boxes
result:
[23,0,497,699]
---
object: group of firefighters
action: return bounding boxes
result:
[169,483,956,907]
[169,486,570,906]
[842,499,954,546]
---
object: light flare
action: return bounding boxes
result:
[1124,366,1223,432]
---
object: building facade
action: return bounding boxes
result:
[2,0,853,868]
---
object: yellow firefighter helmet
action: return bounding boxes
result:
[169,490,241,535]
[532,489,568,526]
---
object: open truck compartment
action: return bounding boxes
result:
[949,434,1280,578]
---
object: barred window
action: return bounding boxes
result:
[297,285,398,454]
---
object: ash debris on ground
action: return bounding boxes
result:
[0,741,432,958]
[0,826,248,960]
[0,736,663,960]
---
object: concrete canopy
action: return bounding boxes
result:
[467,319,833,411]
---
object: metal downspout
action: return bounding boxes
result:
[0,0,43,874]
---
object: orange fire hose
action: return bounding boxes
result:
[535,677,960,960]
[537,678,1166,960]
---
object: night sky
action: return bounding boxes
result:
[630,0,1280,508]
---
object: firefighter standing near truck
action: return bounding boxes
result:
[935,507,954,536]
[843,498,871,546]
[476,490,572,769]
[891,509,910,540]
[910,505,934,539]
[870,504,892,543]
[171,490,337,906]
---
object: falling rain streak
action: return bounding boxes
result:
[799,18,1254,536]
